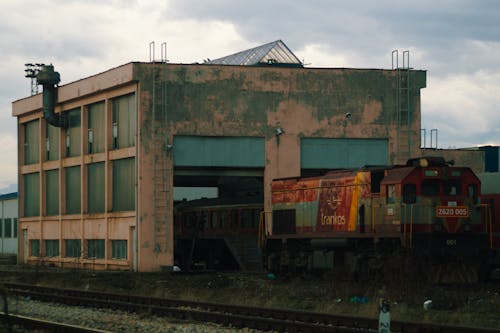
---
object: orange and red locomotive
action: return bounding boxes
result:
[266,157,493,281]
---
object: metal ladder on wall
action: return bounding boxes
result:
[150,42,171,254]
[392,50,412,163]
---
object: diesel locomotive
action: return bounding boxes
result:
[266,157,494,282]
[174,157,495,282]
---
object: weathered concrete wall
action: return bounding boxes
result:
[132,63,426,270]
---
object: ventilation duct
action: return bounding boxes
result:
[36,64,68,128]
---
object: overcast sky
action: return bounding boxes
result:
[1,0,499,192]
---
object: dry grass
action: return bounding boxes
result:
[3,266,500,330]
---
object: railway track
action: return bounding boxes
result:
[0,312,111,333]
[4,282,500,333]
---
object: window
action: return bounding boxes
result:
[24,120,39,165]
[112,94,136,149]
[87,102,105,154]
[87,239,105,259]
[112,158,135,211]
[386,184,396,204]
[88,162,105,213]
[468,184,478,204]
[4,218,11,238]
[24,172,40,217]
[65,166,81,214]
[30,240,40,256]
[422,180,440,196]
[241,210,252,228]
[445,181,461,196]
[65,239,81,258]
[403,184,417,204]
[45,240,59,257]
[13,218,17,238]
[45,122,59,161]
[111,240,127,259]
[65,108,81,157]
[45,169,59,216]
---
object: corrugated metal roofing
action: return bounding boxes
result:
[0,192,17,200]
[205,40,303,67]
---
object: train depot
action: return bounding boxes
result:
[11,41,499,275]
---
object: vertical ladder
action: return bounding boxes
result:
[150,42,171,254]
[392,50,412,163]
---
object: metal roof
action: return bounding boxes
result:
[0,192,17,200]
[205,40,303,67]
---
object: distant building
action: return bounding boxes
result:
[0,192,18,257]
[12,41,427,271]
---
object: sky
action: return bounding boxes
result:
[1,0,499,193]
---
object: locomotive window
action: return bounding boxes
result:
[253,210,260,228]
[467,184,478,204]
[211,211,218,229]
[445,181,461,196]
[241,210,252,228]
[386,185,396,204]
[422,180,440,196]
[424,170,439,177]
[371,171,384,193]
[403,184,417,204]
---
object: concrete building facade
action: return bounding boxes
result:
[13,58,427,271]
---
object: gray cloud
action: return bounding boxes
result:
[0,0,499,188]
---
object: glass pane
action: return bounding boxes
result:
[66,108,81,157]
[24,120,40,165]
[65,239,81,258]
[65,166,81,214]
[87,239,105,259]
[112,94,136,149]
[46,122,59,161]
[46,169,59,216]
[88,162,105,213]
[4,218,11,238]
[88,102,105,154]
[112,240,127,259]
[113,158,135,211]
[45,240,59,257]
[24,172,40,217]
[13,218,17,238]
[30,240,40,256]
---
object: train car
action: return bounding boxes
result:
[477,172,500,268]
[265,157,493,282]
[174,196,263,271]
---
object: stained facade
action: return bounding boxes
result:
[13,58,427,271]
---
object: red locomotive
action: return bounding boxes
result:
[265,157,494,282]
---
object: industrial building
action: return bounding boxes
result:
[13,40,432,271]
[0,192,18,262]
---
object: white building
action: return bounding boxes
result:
[0,192,18,257]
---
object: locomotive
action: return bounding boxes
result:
[174,196,263,271]
[174,157,495,282]
[266,157,494,282]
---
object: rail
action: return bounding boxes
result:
[0,312,110,333]
[4,282,500,333]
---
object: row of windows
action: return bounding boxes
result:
[24,94,136,165]
[29,239,127,259]
[24,158,135,217]
[0,218,18,238]
[179,209,261,231]
[386,182,478,204]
